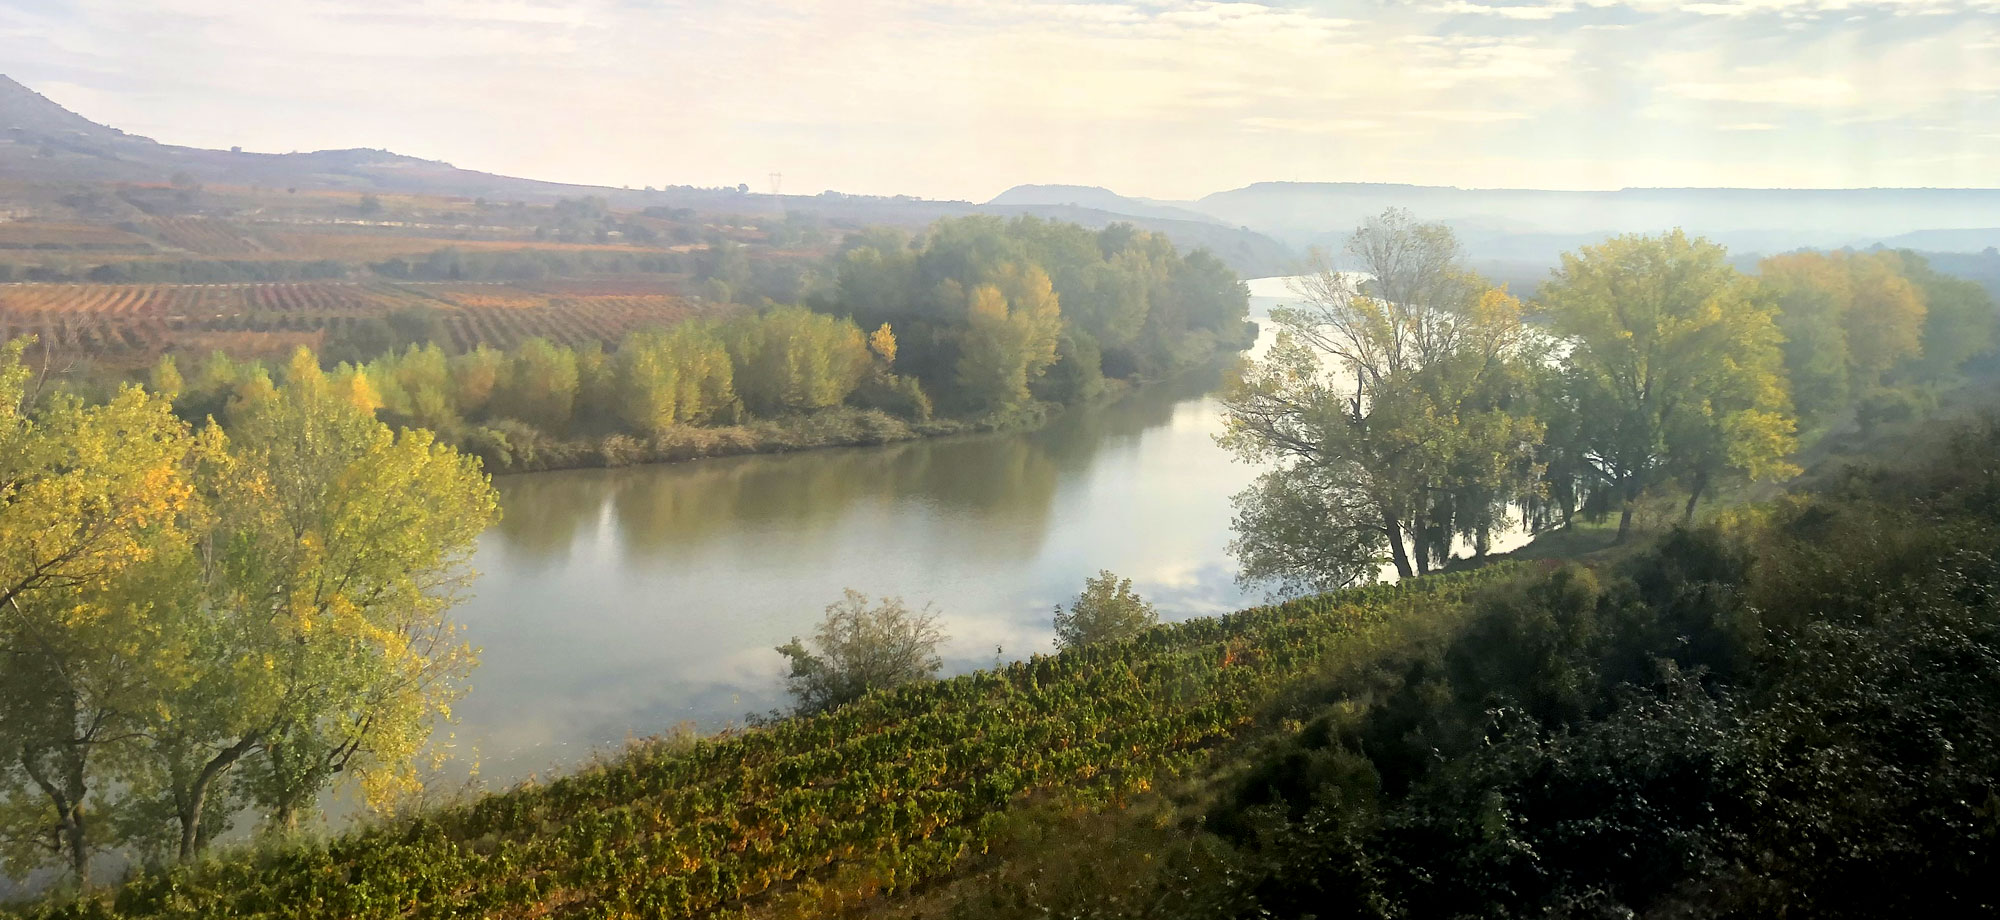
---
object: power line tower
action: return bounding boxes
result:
[768,172,783,196]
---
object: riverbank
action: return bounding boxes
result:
[473,376,1153,474]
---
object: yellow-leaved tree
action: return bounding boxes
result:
[1757,250,1927,424]
[0,337,199,886]
[953,264,1063,414]
[130,350,498,858]
[1541,231,1798,540]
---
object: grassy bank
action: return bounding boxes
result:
[468,377,1150,474]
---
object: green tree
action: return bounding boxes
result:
[1758,250,1927,424]
[493,338,579,433]
[616,324,735,435]
[1893,250,1997,382]
[1053,571,1159,650]
[448,345,507,419]
[131,351,496,855]
[0,338,197,885]
[722,308,870,416]
[954,264,1063,413]
[148,355,184,403]
[1541,231,1796,540]
[1221,211,1542,583]
[776,591,946,715]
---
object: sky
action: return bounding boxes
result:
[2,0,1996,201]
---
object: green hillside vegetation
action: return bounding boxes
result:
[7,567,1519,918]
[11,387,2000,919]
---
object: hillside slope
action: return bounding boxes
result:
[7,571,1513,919]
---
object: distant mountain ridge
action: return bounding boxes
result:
[998,178,2000,265]
[0,75,1298,277]
[985,185,1224,225]
[1188,181,2000,259]
[9,73,2000,276]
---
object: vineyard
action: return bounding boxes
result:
[0,221,153,251]
[0,281,714,365]
[145,218,271,255]
[15,566,1520,920]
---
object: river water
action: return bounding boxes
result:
[448,278,1305,783]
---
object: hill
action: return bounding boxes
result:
[986,184,1224,225]
[1189,181,2000,264]
[0,76,1295,279]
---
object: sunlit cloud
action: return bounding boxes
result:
[2,0,1994,197]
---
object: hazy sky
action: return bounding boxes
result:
[3,0,1996,200]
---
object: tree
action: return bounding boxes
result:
[131,352,496,855]
[722,308,868,416]
[1541,231,1796,540]
[776,591,946,715]
[0,338,197,885]
[953,264,1063,413]
[1053,571,1158,649]
[868,323,898,365]
[1221,210,1543,582]
[1892,250,1997,382]
[1758,250,1927,423]
[492,338,579,433]
[616,324,735,435]
[449,345,507,418]
[148,355,184,402]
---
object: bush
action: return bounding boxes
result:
[1053,571,1158,650]
[776,590,946,715]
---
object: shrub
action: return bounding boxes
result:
[1053,571,1159,650]
[776,591,947,715]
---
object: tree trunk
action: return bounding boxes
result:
[1683,470,1710,524]
[1413,525,1431,575]
[20,750,89,888]
[1615,477,1639,544]
[62,802,87,886]
[1384,512,1414,580]
[177,736,259,862]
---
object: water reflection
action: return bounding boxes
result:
[448,287,1287,783]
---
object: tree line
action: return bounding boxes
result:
[1222,209,1996,594]
[148,306,908,473]
[0,343,497,887]
[812,216,1255,415]
[134,216,1254,473]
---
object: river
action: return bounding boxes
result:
[446,277,1301,783]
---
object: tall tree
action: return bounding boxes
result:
[492,338,579,433]
[1759,250,1927,424]
[1221,211,1542,585]
[0,339,197,885]
[1542,231,1796,540]
[1892,250,1997,382]
[132,352,496,855]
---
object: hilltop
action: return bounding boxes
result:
[986,184,1224,225]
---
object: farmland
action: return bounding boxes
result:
[0,279,720,366]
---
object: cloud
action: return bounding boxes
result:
[1,0,1994,198]
[1436,0,1578,19]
